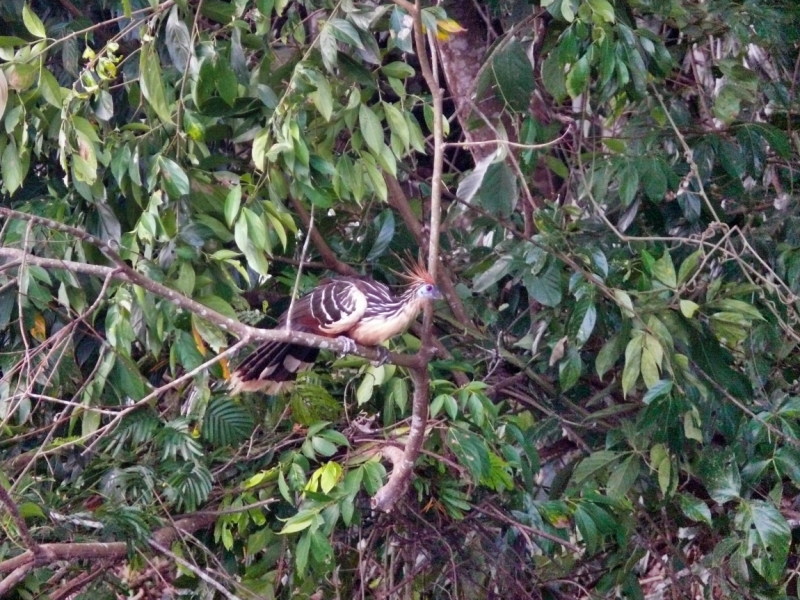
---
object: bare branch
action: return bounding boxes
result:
[0,513,217,577]
[0,486,37,552]
[149,540,243,600]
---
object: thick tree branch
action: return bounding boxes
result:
[371,0,447,511]
[0,513,217,578]
[371,347,435,511]
[0,247,423,369]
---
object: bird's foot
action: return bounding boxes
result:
[370,346,391,367]
[335,336,358,356]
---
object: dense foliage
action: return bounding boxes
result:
[1,0,799,597]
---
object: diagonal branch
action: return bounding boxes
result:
[289,197,359,277]
[0,513,218,579]
[0,486,38,552]
[0,247,423,369]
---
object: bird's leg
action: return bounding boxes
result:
[370,346,391,367]
[335,336,358,356]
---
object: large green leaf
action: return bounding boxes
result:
[492,38,535,111]
[735,500,790,585]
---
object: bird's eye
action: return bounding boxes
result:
[425,284,433,292]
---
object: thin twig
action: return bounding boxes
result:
[149,540,242,600]
[0,486,38,552]
[286,206,315,331]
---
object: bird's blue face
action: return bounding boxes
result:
[416,283,443,300]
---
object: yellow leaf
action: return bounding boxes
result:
[192,324,207,356]
[437,18,467,33]
[679,299,700,318]
[434,19,467,41]
[30,313,46,341]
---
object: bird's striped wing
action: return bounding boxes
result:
[296,279,369,335]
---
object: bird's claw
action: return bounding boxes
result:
[370,346,391,367]
[335,336,358,356]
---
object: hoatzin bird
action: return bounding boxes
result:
[229,263,442,394]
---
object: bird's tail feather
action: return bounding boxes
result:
[229,341,319,395]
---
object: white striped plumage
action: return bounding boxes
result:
[229,265,442,394]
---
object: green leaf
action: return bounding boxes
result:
[357,111,384,165]
[328,19,363,49]
[492,38,534,111]
[366,209,394,261]
[2,141,24,195]
[224,184,242,228]
[215,57,238,106]
[688,326,751,400]
[383,102,409,150]
[311,436,337,457]
[735,500,790,584]
[713,85,741,124]
[640,335,662,388]
[159,156,190,197]
[652,251,676,288]
[607,454,639,499]
[559,347,582,392]
[526,259,562,307]
[311,75,333,122]
[243,207,268,251]
[0,69,7,120]
[252,127,269,171]
[639,158,667,201]
[319,24,338,72]
[39,69,63,108]
[622,331,643,397]
[775,447,800,488]
[356,370,376,406]
[698,447,740,504]
[541,53,567,102]
[477,162,518,218]
[196,294,238,320]
[596,332,625,379]
[568,297,596,346]
[587,0,615,22]
[678,493,712,526]
[447,428,491,481]
[203,398,255,446]
[566,55,589,98]
[618,164,639,206]
[574,505,600,554]
[651,443,672,496]
[679,299,699,318]
[140,43,172,124]
[614,289,635,318]
[22,5,46,38]
[683,409,703,442]
[319,461,342,494]
[281,511,317,534]
[473,255,513,293]
[642,379,672,404]
[571,450,620,485]
[381,62,415,79]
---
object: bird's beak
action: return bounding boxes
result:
[431,286,444,300]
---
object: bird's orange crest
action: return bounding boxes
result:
[399,259,436,286]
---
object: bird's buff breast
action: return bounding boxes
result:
[346,301,421,346]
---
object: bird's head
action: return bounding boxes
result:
[402,261,444,301]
